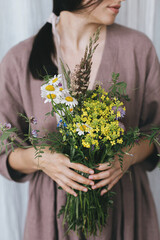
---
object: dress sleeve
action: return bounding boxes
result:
[0,48,34,182]
[139,42,160,171]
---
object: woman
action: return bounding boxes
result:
[0,0,160,239]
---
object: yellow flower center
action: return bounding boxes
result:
[52,77,58,83]
[65,96,73,102]
[45,85,55,91]
[70,108,73,112]
[80,125,87,131]
[59,88,64,91]
[47,94,56,99]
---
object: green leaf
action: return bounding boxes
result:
[60,59,71,90]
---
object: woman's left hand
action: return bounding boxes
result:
[88,154,134,196]
[88,139,155,196]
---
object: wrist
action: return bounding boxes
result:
[25,147,41,171]
[34,146,55,171]
[9,147,38,174]
[123,140,155,166]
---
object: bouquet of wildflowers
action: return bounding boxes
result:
[40,72,130,236]
[0,30,160,237]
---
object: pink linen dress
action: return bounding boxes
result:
[0,23,160,239]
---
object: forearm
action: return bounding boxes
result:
[8,147,38,174]
[127,139,155,166]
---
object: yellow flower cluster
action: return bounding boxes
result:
[67,87,125,149]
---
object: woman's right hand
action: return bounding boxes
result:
[38,150,95,197]
[8,147,95,197]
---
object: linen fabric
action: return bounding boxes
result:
[0,23,160,240]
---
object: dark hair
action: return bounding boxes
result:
[29,0,102,79]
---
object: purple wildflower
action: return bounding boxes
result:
[92,145,95,151]
[118,122,126,132]
[32,130,38,138]
[4,123,12,129]
[135,139,140,144]
[30,116,37,125]
[58,82,62,87]
[112,106,126,120]
[112,106,117,112]
[118,107,126,118]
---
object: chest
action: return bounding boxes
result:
[59,40,106,90]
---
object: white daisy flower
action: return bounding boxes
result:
[59,87,64,92]
[59,89,77,106]
[41,82,65,104]
[49,74,63,87]
[41,83,56,93]
[41,91,61,104]
[61,95,78,107]
[41,83,65,95]
[41,74,78,108]
[76,123,90,136]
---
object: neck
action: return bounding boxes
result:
[56,11,106,51]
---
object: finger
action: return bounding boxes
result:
[92,178,111,190]
[56,154,94,174]
[107,173,123,191]
[56,178,78,197]
[100,188,108,196]
[57,174,89,192]
[96,162,112,171]
[89,165,121,180]
[64,167,95,186]
[92,169,121,189]
[100,173,123,196]
[68,162,94,174]
[89,169,114,180]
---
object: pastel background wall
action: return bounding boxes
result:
[0,0,159,239]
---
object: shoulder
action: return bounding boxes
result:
[0,36,35,69]
[0,36,35,89]
[108,23,154,53]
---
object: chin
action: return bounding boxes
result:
[101,17,116,26]
[94,15,116,26]
[105,19,115,25]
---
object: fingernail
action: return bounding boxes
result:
[74,193,77,197]
[89,170,94,174]
[90,181,94,186]
[89,175,93,179]
[92,185,96,189]
[83,188,88,192]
